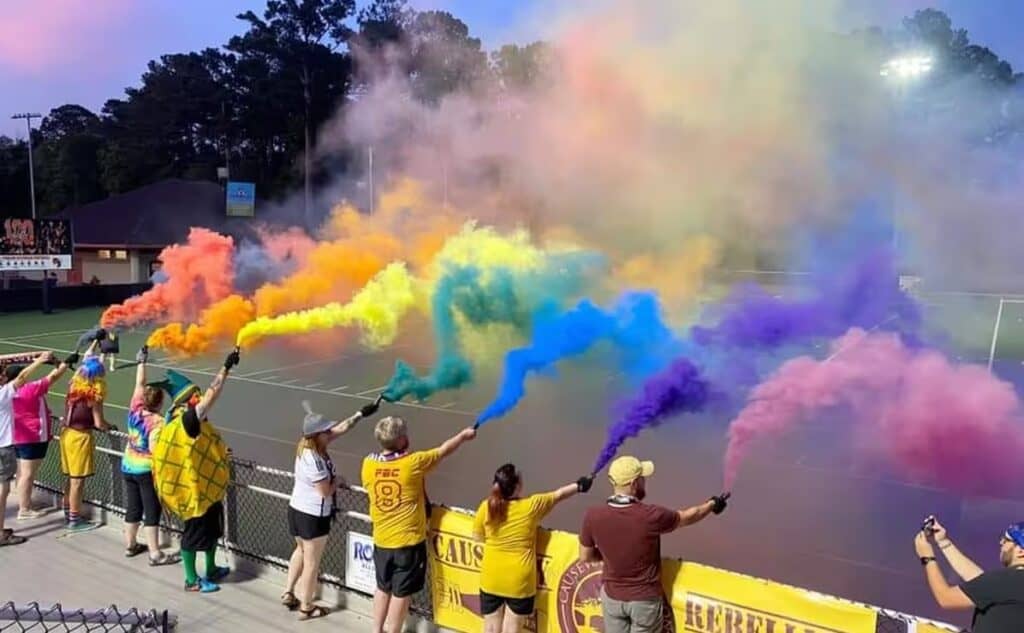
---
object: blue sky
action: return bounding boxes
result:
[1,0,1021,137]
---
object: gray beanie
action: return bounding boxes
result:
[302,401,334,437]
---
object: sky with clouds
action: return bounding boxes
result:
[1,0,1020,137]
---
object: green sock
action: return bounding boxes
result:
[204,549,217,576]
[181,550,199,585]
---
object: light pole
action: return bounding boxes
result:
[11,113,41,219]
[880,55,933,252]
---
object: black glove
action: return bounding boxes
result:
[709,492,730,515]
[135,346,148,364]
[359,401,380,418]
[63,352,80,367]
[93,328,108,342]
[223,349,240,371]
[577,476,594,493]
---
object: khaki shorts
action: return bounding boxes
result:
[60,427,95,478]
[600,588,665,633]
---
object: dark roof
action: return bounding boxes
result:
[61,179,261,248]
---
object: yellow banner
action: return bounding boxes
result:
[427,506,879,633]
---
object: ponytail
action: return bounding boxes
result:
[487,463,520,525]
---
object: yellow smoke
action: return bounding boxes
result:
[236,262,417,349]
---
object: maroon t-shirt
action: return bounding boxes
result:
[579,501,680,601]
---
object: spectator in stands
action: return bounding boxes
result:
[281,399,381,620]
[0,352,54,547]
[914,516,1024,632]
[579,456,729,633]
[362,417,476,633]
[151,349,240,593]
[11,350,78,520]
[61,338,112,533]
[473,464,593,633]
[121,346,177,566]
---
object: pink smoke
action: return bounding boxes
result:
[100,228,235,329]
[724,328,1024,498]
[256,226,316,268]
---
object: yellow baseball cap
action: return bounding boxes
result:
[608,456,655,486]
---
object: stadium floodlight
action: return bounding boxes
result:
[11,113,41,219]
[879,55,934,79]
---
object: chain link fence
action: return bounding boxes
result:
[32,418,434,618]
[0,602,174,632]
[31,418,963,632]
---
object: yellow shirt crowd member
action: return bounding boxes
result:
[362,448,443,548]
[473,492,558,598]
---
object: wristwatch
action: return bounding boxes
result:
[920,556,937,566]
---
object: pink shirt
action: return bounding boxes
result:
[13,377,52,445]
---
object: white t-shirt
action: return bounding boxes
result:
[289,449,335,517]
[0,383,15,448]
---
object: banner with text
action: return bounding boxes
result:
[428,506,880,633]
[1,218,74,271]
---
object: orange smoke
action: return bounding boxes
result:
[149,179,460,356]
[100,228,235,329]
[147,295,256,357]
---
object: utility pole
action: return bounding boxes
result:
[11,113,41,218]
[368,145,374,214]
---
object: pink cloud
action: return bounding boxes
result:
[0,0,137,73]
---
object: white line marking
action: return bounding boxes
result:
[356,385,388,395]
[281,378,301,385]
[439,402,457,409]
[240,354,349,377]
[306,382,324,388]
[261,375,280,381]
[330,385,349,392]
[6,328,90,341]
[0,338,472,417]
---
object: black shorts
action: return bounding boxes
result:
[287,506,332,540]
[373,542,428,598]
[15,442,48,461]
[123,472,162,527]
[480,590,536,616]
[181,501,224,551]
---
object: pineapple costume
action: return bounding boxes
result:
[151,370,230,520]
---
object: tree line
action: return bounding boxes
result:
[0,4,1018,219]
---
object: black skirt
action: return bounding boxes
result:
[288,506,332,540]
[181,501,224,551]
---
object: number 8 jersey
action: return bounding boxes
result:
[361,448,443,548]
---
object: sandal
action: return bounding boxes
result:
[297,605,330,621]
[149,552,181,567]
[0,533,27,547]
[125,543,148,558]
[281,591,300,611]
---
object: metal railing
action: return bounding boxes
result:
[32,419,435,617]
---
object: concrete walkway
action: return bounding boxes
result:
[0,495,377,632]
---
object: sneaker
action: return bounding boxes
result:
[17,509,47,521]
[206,565,231,582]
[185,578,220,593]
[65,519,100,533]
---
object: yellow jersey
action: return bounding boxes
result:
[361,449,442,549]
[473,492,558,598]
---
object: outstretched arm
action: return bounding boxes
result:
[328,397,382,441]
[134,347,149,390]
[12,352,53,389]
[929,517,984,582]
[436,427,477,459]
[195,349,239,420]
[552,475,594,502]
[674,493,729,530]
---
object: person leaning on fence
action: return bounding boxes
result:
[914,516,1024,633]
[473,464,594,633]
[363,416,477,633]
[0,352,55,547]
[61,337,113,533]
[151,348,240,594]
[120,346,177,566]
[10,350,77,520]
[579,456,729,633]
[281,398,382,621]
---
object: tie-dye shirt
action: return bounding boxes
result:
[121,387,165,475]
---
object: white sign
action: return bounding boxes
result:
[346,531,377,595]
[0,254,72,271]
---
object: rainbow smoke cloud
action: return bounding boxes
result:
[475,291,678,426]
